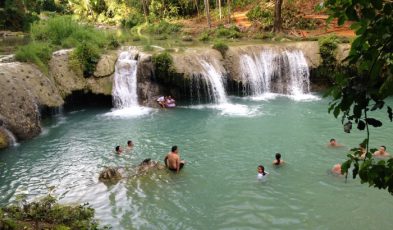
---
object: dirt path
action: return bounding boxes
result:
[233,11,251,28]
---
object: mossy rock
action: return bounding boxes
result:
[0,128,10,149]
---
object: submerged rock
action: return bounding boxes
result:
[98,166,123,182]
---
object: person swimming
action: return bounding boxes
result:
[373,145,390,158]
[164,146,185,173]
[115,145,122,154]
[273,153,284,165]
[331,163,342,175]
[328,138,343,147]
[257,165,269,180]
[126,140,134,151]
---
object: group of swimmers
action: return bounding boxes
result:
[115,142,185,173]
[257,153,284,180]
[157,96,176,108]
[328,138,391,175]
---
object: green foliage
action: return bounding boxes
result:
[215,24,241,39]
[121,13,145,29]
[146,20,182,35]
[282,5,317,30]
[212,41,229,57]
[0,0,39,31]
[246,6,273,30]
[152,52,174,80]
[318,35,339,79]
[70,42,101,77]
[198,31,211,42]
[15,42,53,73]
[324,0,393,194]
[0,194,106,229]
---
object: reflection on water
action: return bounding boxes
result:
[0,96,392,229]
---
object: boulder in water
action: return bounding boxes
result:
[0,128,10,149]
[136,158,166,175]
[98,167,123,182]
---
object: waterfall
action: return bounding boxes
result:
[112,50,139,108]
[239,49,311,96]
[189,59,228,104]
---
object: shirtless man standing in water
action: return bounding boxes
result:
[164,146,185,173]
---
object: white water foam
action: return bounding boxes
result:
[239,49,314,99]
[3,128,18,147]
[103,106,153,118]
[249,92,320,102]
[184,103,261,117]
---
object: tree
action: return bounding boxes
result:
[325,0,393,195]
[204,0,211,28]
[227,0,231,23]
[273,0,283,33]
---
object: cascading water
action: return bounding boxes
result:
[189,59,228,104]
[3,128,17,146]
[239,49,311,97]
[112,50,139,108]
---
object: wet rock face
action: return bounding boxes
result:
[0,62,63,140]
[0,128,10,149]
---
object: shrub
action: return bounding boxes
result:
[212,41,229,57]
[146,20,182,35]
[70,42,100,77]
[246,5,273,30]
[0,195,106,229]
[318,35,340,79]
[152,52,174,80]
[198,31,211,42]
[215,25,241,39]
[121,13,145,29]
[15,42,53,73]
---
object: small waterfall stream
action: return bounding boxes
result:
[188,58,228,104]
[239,49,311,96]
[3,128,18,146]
[112,50,139,108]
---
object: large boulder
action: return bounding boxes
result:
[93,51,118,78]
[0,62,63,140]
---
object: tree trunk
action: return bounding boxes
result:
[204,0,211,28]
[141,0,149,22]
[227,0,231,24]
[273,0,283,33]
[219,0,222,21]
[194,0,200,17]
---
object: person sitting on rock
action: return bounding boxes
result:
[157,96,166,108]
[164,146,185,173]
[165,96,176,108]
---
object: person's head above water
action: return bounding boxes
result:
[380,145,386,152]
[115,145,122,154]
[171,145,178,153]
[257,165,266,175]
[274,153,281,165]
[127,140,133,147]
[330,138,336,145]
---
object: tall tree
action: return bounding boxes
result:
[273,0,283,33]
[227,0,231,23]
[218,0,222,21]
[204,0,211,28]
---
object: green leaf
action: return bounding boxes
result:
[365,118,383,127]
[333,105,341,118]
[388,106,393,122]
[357,120,366,130]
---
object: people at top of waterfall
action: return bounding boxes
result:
[115,145,123,155]
[373,145,390,158]
[164,145,185,173]
[165,96,176,108]
[257,165,269,180]
[328,138,343,148]
[126,140,134,151]
[331,163,342,175]
[273,153,284,165]
[157,96,166,108]
[359,143,367,159]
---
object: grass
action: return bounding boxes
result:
[15,16,119,77]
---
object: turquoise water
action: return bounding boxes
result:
[1,95,392,229]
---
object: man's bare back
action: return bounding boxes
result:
[164,146,184,173]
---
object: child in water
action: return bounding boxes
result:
[257,165,269,180]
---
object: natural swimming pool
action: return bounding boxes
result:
[0,95,392,229]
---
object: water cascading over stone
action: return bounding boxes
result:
[188,58,228,104]
[239,49,310,96]
[112,50,139,108]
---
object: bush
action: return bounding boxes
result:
[15,42,53,73]
[0,195,106,229]
[212,41,229,57]
[70,42,101,77]
[152,52,174,80]
[318,35,340,79]
[146,20,182,35]
[215,25,241,39]
[121,13,145,29]
[198,31,211,42]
